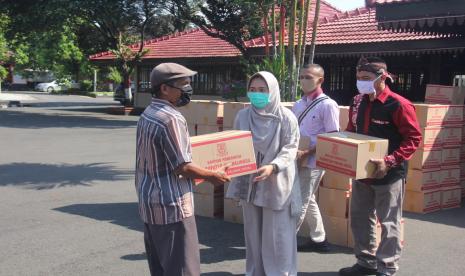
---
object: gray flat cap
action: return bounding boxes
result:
[150,63,197,88]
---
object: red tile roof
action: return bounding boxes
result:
[89,28,241,61]
[90,1,339,61]
[308,0,341,22]
[246,7,441,48]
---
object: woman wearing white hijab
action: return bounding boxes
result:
[226,71,301,276]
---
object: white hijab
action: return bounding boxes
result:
[246,71,285,163]
[226,71,301,213]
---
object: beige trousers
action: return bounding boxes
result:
[297,168,326,242]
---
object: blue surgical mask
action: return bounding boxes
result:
[357,75,382,95]
[247,92,270,109]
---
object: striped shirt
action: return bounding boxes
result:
[135,98,194,225]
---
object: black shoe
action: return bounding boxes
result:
[297,238,331,253]
[339,264,377,276]
[376,273,389,276]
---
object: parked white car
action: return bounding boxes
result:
[35,81,62,93]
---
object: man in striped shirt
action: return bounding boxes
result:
[136,63,230,276]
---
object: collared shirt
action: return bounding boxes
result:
[306,87,323,101]
[135,98,194,225]
[347,86,422,185]
[292,92,340,168]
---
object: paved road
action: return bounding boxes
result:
[0,93,464,276]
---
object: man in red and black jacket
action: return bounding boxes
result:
[339,57,422,276]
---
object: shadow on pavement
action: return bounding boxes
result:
[298,272,339,276]
[0,110,137,129]
[54,202,143,232]
[201,273,244,276]
[403,204,465,228]
[0,162,132,189]
[30,102,117,108]
[53,201,246,264]
[197,216,245,264]
[121,252,147,261]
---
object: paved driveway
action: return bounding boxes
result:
[0,93,464,276]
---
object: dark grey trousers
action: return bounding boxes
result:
[144,216,200,276]
[350,178,405,276]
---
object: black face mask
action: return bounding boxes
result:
[176,85,193,107]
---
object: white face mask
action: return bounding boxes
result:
[300,79,318,94]
[357,75,382,95]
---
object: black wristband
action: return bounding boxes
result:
[272,163,279,174]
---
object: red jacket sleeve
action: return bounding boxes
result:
[346,104,356,132]
[384,102,422,168]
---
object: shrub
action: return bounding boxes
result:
[80,80,93,92]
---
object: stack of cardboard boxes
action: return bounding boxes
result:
[405,84,464,213]
[425,85,465,207]
[405,104,445,213]
[440,104,463,210]
[178,100,225,136]
[461,111,465,198]
[222,102,250,132]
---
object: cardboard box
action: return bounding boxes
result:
[223,182,243,224]
[461,180,465,198]
[298,136,311,167]
[441,185,462,210]
[193,100,224,126]
[441,147,461,167]
[461,143,465,161]
[178,103,197,124]
[223,199,243,224]
[409,148,442,170]
[425,84,465,105]
[196,124,221,135]
[322,215,349,247]
[414,104,447,127]
[461,162,465,179]
[190,130,257,179]
[318,187,351,218]
[339,106,350,131]
[404,189,441,214]
[316,132,389,179]
[187,123,197,136]
[322,170,352,191]
[406,169,441,192]
[223,102,249,127]
[443,105,464,126]
[194,181,224,196]
[194,192,224,218]
[462,123,465,140]
[419,127,443,149]
[442,127,462,147]
[440,166,461,188]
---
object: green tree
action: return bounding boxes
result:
[1,0,185,101]
[175,0,266,58]
[0,14,10,91]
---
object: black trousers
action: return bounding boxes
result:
[144,216,200,276]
